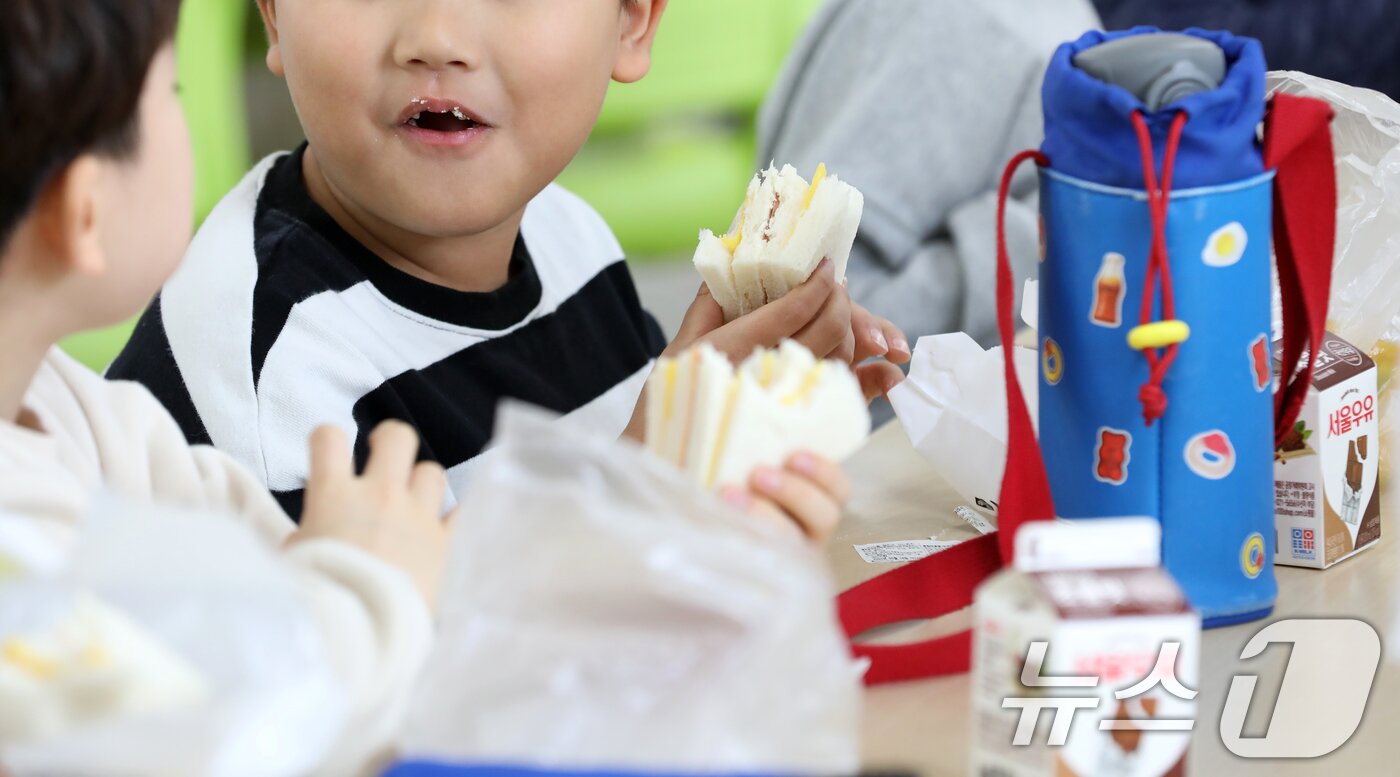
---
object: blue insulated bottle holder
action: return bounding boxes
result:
[1036,28,1279,626]
[1039,169,1277,625]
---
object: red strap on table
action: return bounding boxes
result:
[1265,94,1337,445]
[836,150,1055,681]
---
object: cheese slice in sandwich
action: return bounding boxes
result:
[645,340,871,492]
[693,164,864,322]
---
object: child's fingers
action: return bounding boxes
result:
[409,460,448,512]
[793,280,851,360]
[857,361,906,403]
[667,283,726,355]
[883,319,912,365]
[308,425,353,486]
[786,451,853,505]
[742,259,838,344]
[719,486,803,540]
[749,465,843,542]
[851,303,892,362]
[364,420,421,485]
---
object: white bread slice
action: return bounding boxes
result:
[730,168,781,316]
[679,346,740,484]
[774,170,864,292]
[693,231,743,322]
[742,166,812,306]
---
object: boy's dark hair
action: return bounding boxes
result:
[0,0,182,251]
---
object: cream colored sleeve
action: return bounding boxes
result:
[13,351,434,772]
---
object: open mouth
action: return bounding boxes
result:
[408,106,480,132]
[400,98,489,134]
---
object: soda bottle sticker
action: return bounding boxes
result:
[1203,222,1248,268]
[1184,430,1236,480]
[1090,252,1126,328]
[1043,337,1065,385]
[1095,427,1131,485]
[1249,334,1271,392]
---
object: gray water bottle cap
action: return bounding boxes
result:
[1073,33,1227,111]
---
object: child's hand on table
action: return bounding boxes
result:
[289,421,453,608]
[720,452,851,545]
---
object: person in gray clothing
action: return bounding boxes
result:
[758,0,1101,347]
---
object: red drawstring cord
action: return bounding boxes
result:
[1130,111,1189,426]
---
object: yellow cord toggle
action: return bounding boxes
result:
[1128,320,1191,351]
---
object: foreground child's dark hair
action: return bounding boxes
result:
[0,0,183,251]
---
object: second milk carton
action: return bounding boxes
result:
[971,519,1200,777]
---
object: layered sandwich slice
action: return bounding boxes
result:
[694,164,864,322]
[645,340,871,491]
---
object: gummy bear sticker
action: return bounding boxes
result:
[1203,222,1248,268]
[1043,337,1064,385]
[1094,427,1131,486]
[1185,430,1236,480]
[1249,334,1271,392]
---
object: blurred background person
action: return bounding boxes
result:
[1094,0,1400,100]
[757,0,1101,349]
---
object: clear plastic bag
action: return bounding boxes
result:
[398,404,862,775]
[0,499,343,777]
[1268,72,1400,490]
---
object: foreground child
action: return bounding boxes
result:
[0,1,459,770]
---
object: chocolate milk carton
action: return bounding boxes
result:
[971,519,1200,777]
[1274,333,1382,568]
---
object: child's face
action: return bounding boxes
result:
[88,45,194,326]
[263,0,652,238]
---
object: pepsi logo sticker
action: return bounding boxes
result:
[1241,533,1266,579]
[1043,338,1064,385]
[1249,334,1271,392]
[1184,430,1236,480]
[1094,427,1131,486]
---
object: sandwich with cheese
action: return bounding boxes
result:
[645,340,871,490]
[694,164,864,322]
[0,593,209,743]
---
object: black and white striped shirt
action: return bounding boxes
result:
[109,146,666,517]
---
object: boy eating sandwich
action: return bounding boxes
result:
[109,0,909,518]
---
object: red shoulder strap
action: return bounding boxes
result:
[1265,94,1337,444]
[836,151,1055,682]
